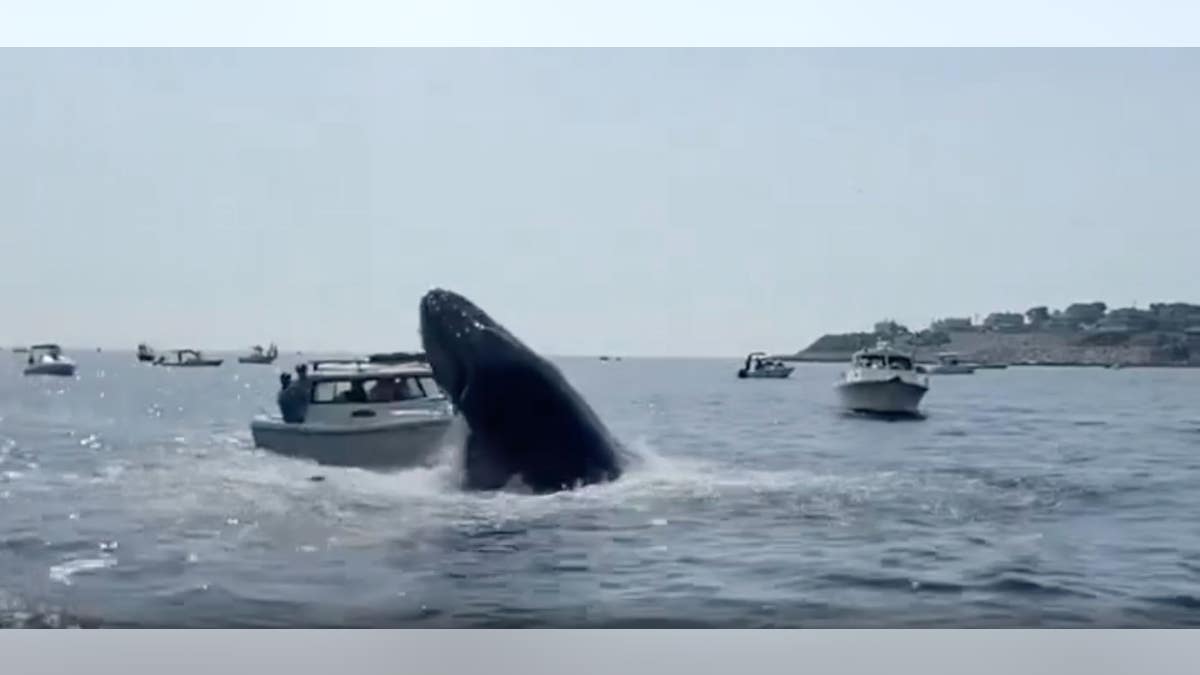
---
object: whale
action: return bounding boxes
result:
[419,288,625,493]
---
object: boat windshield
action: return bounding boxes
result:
[311,376,441,404]
[856,353,912,370]
[855,354,887,368]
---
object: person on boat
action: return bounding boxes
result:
[340,380,368,403]
[369,378,396,402]
[278,365,309,423]
[274,374,307,422]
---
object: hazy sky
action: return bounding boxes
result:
[2,49,1197,356]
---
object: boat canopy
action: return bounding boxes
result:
[306,361,435,382]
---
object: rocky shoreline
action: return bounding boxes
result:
[785,330,1200,368]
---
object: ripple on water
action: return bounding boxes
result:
[2,357,1200,626]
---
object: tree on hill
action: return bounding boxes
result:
[873,319,911,337]
[1025,306,1050,326]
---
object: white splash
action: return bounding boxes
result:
[49,556,117,586]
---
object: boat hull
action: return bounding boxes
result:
[157,360,224,367]
[24,362,76,377]
[836,379,927,415]
[738,367,794,379]
[249,415,453,469]
[237,357,276,364]
[922,364,976,375]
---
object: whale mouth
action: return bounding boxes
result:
[419,288,541,406]
[419,288,497,404]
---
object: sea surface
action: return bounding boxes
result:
[2,351,1200,627]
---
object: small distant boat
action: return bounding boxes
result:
[23,344,77,377]
[155,349,224,367]
[835,343,929,416]
[250,358,453,469]
[13,347,29,354]
[737,351,795,379]
[238,343,278,364]
[136,343,157,362]
[921,352,977,375]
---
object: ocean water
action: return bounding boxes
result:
[2,351,1200,627]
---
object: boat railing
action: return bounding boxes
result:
[309,358,377,371]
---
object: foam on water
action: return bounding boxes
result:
[48,556,117,586]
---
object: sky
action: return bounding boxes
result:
[1,49,1198,357]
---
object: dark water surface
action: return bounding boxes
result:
[2,351,1200,627]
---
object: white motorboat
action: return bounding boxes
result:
[154,349,224,367]
[238,343,278,364]
[249,358,454,469]
[920,352,977,375]
[23,344,77,377]
[835,343,929,415]
[736,351,795,379]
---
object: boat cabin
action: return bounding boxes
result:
[250,343,278,357]
[279,360,449,425]
[852,348,915,371]
[27,343,64,362]
[310,372,441,404]
[160,349,203,363]
[743,351,788,371]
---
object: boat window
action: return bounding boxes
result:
[888,356,913,370]
[312,380,369,404]
[394,377,426,401]
[418,377,442,397]
[312,381,339,403]
[857,354,887,368]
[366,378,398,402]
